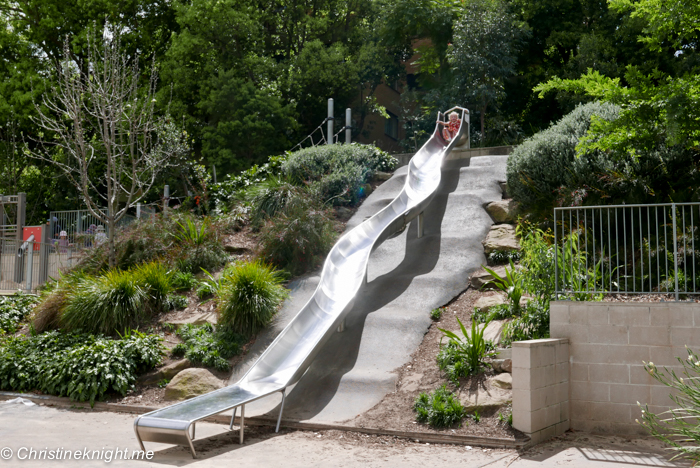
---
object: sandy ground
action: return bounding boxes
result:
[0,402,689,467]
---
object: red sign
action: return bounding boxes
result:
[23,226,43,251]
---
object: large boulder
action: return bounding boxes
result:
[138,359,192,386]
[163,311,217,329]
[489,373,512,389]
[164,368,224,401]
[485,200,519,224]
[482,225,520,254]
[459,386,512,412]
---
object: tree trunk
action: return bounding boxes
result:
[108,210,116,269]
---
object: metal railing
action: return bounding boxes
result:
[49,209,137,248]
[0,238,78,292]
[554,203,700,301]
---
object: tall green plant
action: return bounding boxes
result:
[482,260,524,313]
[639,348,700,464]
[216,260,288,336]
[437,318,496,383]
[414,385,466,427]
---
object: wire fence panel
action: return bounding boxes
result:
[0,238,77,292]
[49,209,137,249]
[554,203,700,300]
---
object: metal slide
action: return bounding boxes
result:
[134,107,470,458]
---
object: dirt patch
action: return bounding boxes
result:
[352,288,523,441]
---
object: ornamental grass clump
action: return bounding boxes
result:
[59,261,172,335]
[414,385,466,427]
[216,260,288,336]
[638,348,700,464]
[438,318,496,384]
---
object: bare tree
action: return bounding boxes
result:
[29,29,184,267]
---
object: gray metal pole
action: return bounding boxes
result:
[212,164,217,184]
[137,203,141,219]
[164,185,170,217]
[25,241,33,292]
[16,192,26,242]
[345,108,351,144]
[327,98,334,145]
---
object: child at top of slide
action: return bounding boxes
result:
[438,111,461,142]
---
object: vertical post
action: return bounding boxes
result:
[327,98,334,145]
[345,108,352,144]
[416,212,425,238]
[164,185,170,217]
[38,223,50,284]
[77,210,82,236]
[136,203,141,220]
[16,192,26,243]
[672,203,679,301]
[554,209,558,300]
[25,241,33,292]
[212,164,217,184]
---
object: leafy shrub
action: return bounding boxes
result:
[258,195,337,275]
[60,262,172,335]
[172,323,244,371]
[171,271,198,292]
[487,249,521,266]
[438,318,497,384]
[639,348,700,464]
[501,300,550,346]
[483,260,524,314]
[430,307,444,321]
[0,330,163,405]
[0,293,40,335]
[217,260,288,336]
[282,143,397,206]
[246,179,310,229]
[473,303,517,324]
[31,271,89,333]
[506,102,620,217]
[414,385,466,427]
[211,154,288,212]
[166,294,188,310]
[517,224,556,300]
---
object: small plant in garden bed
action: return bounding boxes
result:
[483,260,524,315]
[414,385,466,427]
[172,323,245,371]
[638,348,700,465]
[166,294,188,310]
[0,330,164,405]
[0,293,40,336]
[170,271,198,292]
[430,307,445,321]
[438,318,496,384]
[501,300,550,346]
[487,250,521,266]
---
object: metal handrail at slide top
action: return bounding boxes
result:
[134,107,470,458]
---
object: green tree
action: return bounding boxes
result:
[448,0,527,140]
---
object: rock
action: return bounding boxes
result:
[459,386,512,412]
[471,266,507,289]
[489,373,512,389]
[399,373,423,393]
[474,295,507,313]
[482,320,508,345]
[224,245,250,254]
[361,183,373,197]
[138,359,192,386]
[336,207,354,219]
[499,181,508,198]
[492,359,513,373]
[164,368,224,401]
[163,311,218,329]
[373,171,393,181]
[482,224,520,254]
[485,200,519,224]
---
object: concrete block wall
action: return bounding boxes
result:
[512,338,570,444]
[550,301,694,435]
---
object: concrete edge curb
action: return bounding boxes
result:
[0,391,529,449]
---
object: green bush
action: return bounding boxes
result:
[506,102,619,217]
[517,224,556,300]
[166,294,188,310]
[217,260,288,336]
[0,330,163,405]
[60,262,172,335]
[258,196,337,275]
[501,300,550,346]
[437,318,497,384]
[0,293,40,336]
[483,260,524,315]
[414,385,466,427]
[245,178,309,229]
[211,154,288,212]
[171,271,198,292]
[172,323,244,371]
[430,307,444,321]
[282,143,397,206]
[487,249,521,266]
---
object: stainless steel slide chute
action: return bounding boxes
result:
[134,107,470,457]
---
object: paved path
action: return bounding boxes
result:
[229,155,509,423]
[0,403,688,467]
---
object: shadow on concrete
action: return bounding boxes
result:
[256,158,472,422]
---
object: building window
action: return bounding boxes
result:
[385,112,399,140]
